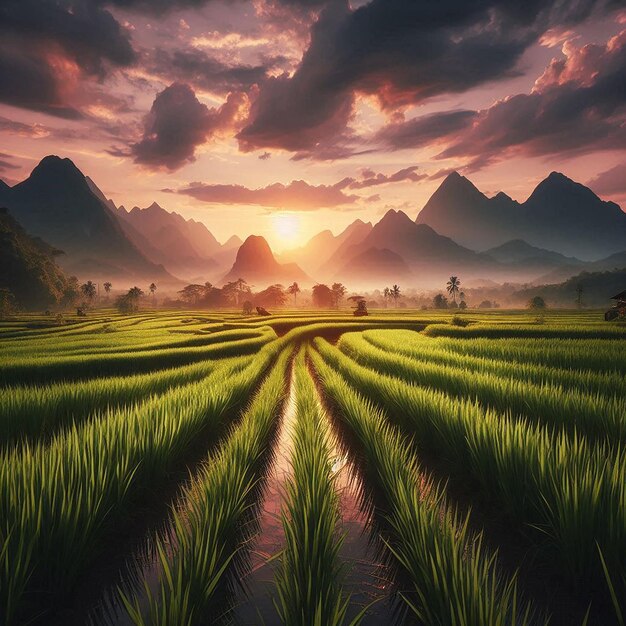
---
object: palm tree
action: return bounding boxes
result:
[391,284,401,304]
[383,287,390,308]
[80,281,97,303]
[446,276,461,303]
[103,282,112,294]
[287,282,301,306]
[149,282,157,307]
[576,284,584,309]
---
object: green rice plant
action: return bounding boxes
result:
[314,338,626,605]
[0,346,278,625]
[337,332,626,442]
[0,355,253,445]
[433,335,626,375]
[274,350,355,626]
[423,323,626,341]
[117,350,291,626]
[310,349,541,626]
[360,329,626,399]
[0,327,275,386]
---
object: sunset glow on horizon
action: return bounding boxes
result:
[0,1,624,249]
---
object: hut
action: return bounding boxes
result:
[605,290,626,321]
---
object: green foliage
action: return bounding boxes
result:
[310,348,540,625]
[274,351,353,626]
[0,208,71,309]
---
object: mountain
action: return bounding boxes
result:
[417,172,520,251]
[0,207,71,309]
[284,219,372,275]
[332,209,500,287]
[116,202,220,280]
[522,172,626,259]
[513,267,626,309]
[416,171,626,260]
[339,247,413,283]
[210,234,243,271]
[222,235,309,286]
[0,156,175,284]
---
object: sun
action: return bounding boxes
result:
[272,213,300,243]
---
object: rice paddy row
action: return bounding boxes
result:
[0,310,623,625]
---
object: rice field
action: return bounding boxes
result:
[0,309,624,626]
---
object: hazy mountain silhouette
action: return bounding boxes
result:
[211,235,244,271]
[0,156,175,283]
[0,207,71,309]
[222,235,309,286]
[417,171,626,259]
[332,209,499,287]
[116,202,220,280]
[522,172,626,259]
[284,219,373,275]
[339,247,413,282]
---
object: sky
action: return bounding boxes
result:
[0,0,624,252]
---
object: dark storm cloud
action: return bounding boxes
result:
[0,0,136,117]
[147,48,275,96]
[132,83,246,171]
[437,30,626,165]
[239,0,619,156]
[375,111,477,150]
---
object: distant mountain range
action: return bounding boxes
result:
[1,156,624,292]
[417,171,626,259]
[115,202,221,281]
[223,235,309,285]
[0,156,175,284]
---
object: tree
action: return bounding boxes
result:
[331,282,347,309]
[0,288,16,318]
[478,300,492,309]
[446,276,461,303]
[391,284,401,304]
[60,277,80,309]
[242,300,254,314]
[575,284,584,309]
[432,293,448,309]
[312,284,334,308]
[383,287,391,308]
[149,282,157,307]
[459,300,467,310]
[103,282,112,294]
[179,284,206,306]
[116,286,144,314]
[287,282,301,306]
[528,295,547,310]
[256,284,287,307]
[80,280,97,303]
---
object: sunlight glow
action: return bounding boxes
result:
[272,213,300,243]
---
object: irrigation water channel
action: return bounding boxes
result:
[232,367,392,625]
[98,365,393,625]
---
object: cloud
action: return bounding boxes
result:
[146,48,278,96]
[375,111,477,150]
[173,179,359,210]
[436,30,626,165]
[0,153,20,172]
[587,163,626,196]
[337,166,427,189]
[238,0,617,157]
[0,0,136,117]
[371,29,626,169]
[131,83,248,171]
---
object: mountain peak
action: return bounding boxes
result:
[29,155,86,186]
[379,208,413,226]
[236,235,274,264]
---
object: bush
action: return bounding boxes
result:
[451,315,471,327]
[528,296,547,310]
